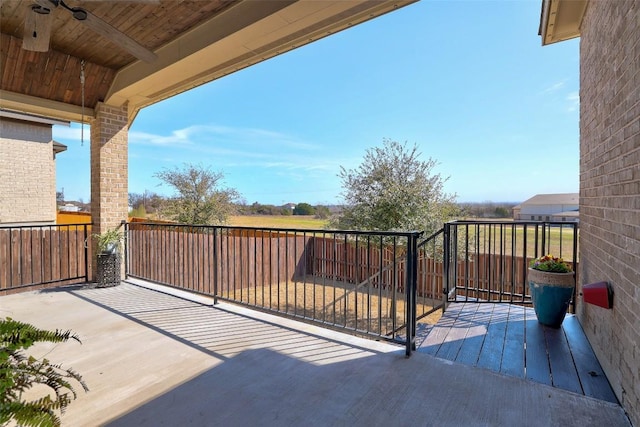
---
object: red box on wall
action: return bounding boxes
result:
[582,282,613,309]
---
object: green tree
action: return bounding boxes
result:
[331,139,458,234]
[293,203,315,215]
[154,164,240,225]
[0,317,88,427]
[314,205,331,219]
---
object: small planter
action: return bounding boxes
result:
[528,268,575,328]
[96,253,121,288]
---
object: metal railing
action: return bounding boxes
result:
[0,224,90,293]
[125,222,424,355]
[442,220,579,311]
[0,220,580,355]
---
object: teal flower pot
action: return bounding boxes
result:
[528,268,575,328]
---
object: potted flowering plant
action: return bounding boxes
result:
[528,254,575,328]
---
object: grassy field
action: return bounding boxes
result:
[452,223,578,261]
[228,215,329,229]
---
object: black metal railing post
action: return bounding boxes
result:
[443,222,451,312]
[571,222,579,313]
[405,231,420,357]
[123,222,129,278]
[213,227,219,305]
[84,224,90,282]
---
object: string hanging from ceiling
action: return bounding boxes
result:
[80,59,85,146]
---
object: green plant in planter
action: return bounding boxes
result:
[93,228,124,254]
[0,317,88,427]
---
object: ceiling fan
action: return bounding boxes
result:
[22,0,157,63]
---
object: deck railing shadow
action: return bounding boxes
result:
[67,283,392,364]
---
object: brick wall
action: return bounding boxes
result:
[0,118,56,224]
[578,1,639,425]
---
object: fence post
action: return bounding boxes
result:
[405,232,420,357]
[123,222,129,279]
[443,223,451,312]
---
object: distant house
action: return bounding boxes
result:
[512,193,579,222]
[0,110,68,226]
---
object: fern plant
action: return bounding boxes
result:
[0,317,88,427]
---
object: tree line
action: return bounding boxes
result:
[127,139,513,228]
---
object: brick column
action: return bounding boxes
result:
[90,102,129,280]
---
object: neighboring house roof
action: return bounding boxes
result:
[552,210,579,217]
[513,193,578,208]
[53,141,67,155]
[0,109,69,127]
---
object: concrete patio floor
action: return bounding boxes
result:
[1,282,630,427]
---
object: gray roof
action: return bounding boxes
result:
[552,210,580,217]
[513,193,578,208]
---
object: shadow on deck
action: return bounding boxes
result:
[416,302,617,403]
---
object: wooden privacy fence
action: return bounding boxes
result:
[307,236,578,303]
[127,226,578,304]
[127,225,311,296]
[0,224,91,294]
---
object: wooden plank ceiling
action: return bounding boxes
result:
[1,1,233,114]
[0,0,417,124]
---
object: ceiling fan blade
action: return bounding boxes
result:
[22,5,53,52]
[77,9,158,63]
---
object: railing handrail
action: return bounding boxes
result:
[127,221,423,238]
[0,223,92,229]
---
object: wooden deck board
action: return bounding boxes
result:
[419,303,460,356]
[500,305,525,377]
[545,326,583,394]
[562,316,618,402]
[455,304,492,366]
[475,304,508,371]
[524,317,552,386]
[436,303,479,361]
[417,303,618,403]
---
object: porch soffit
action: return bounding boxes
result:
[539,0,587,45]
[0,0,417,124]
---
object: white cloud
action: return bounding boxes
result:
[52,124,89,142]
[129,128,195,146]
[129,123,345,174]
[566,91,579,112]
[541,80,566,94]
[129,124,319,151]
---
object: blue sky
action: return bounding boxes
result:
[53,0,580,206]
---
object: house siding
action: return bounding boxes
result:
[579,1,640,425]
[0,118,56,225]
